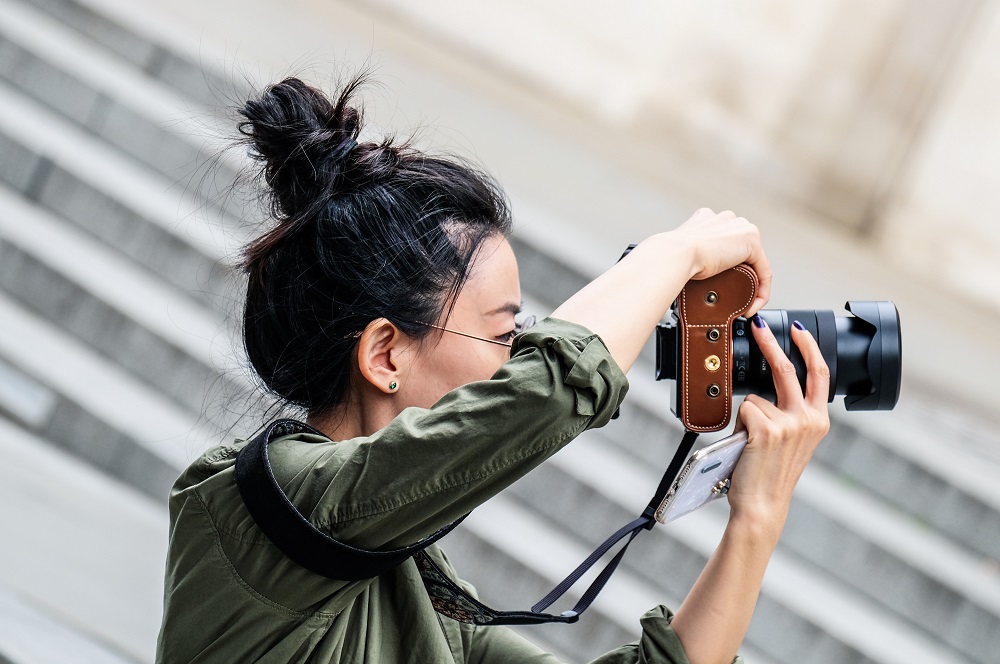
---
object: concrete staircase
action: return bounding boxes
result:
[0,0,997,662]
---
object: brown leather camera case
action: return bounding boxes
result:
[676,265,758,432]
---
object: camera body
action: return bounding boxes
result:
[653,266,902,431]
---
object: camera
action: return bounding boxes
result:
[650,264,901,431]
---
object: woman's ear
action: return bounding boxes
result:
[356,318,410,394]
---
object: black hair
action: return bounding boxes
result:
[237,75,512,415]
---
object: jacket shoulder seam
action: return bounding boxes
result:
[191,489,338,620]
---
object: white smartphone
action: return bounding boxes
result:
[654,431,749,524]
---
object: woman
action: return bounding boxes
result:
[155,76,830,664]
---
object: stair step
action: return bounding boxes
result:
[0,78,240,311]
[813,408,1000,565]
[786,464,1000,664]
[0,356,57,430]
[0,183,254,424]
[0,586,138,664]
[0,351,179,501]
[0,415,166,663]
[0,0,247,219]
[0,291,210,495]
[16,0,248,108]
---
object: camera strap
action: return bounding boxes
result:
[234,418,699,626]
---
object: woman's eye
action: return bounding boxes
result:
[497,330,517,343]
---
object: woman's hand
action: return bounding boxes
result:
[727,315,831,533]
[668,208,772,316]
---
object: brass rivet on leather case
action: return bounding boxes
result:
[705,291,718,304]
[705,355,721,372]
[707,328,720,341]
[707,384,721,398]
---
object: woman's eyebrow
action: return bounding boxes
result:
[486,302,522,317]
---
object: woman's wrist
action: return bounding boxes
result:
[725,506,787,550]
[636,231,700,281]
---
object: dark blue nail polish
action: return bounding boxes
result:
[753,314,766,328]
[793,320,806,331]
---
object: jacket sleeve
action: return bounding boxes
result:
[462,605,743,664]
[268,317,629,549]
[586,607,741,664]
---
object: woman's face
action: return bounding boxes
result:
[398,234,522,409]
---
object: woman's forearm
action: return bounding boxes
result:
[670,513,785,664]
[670,318,831,664]
[550,232,696,374]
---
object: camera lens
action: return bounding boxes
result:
[731,302,902,410]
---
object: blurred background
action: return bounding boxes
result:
[1,0,998,662]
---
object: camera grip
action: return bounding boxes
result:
[677,265,758,431]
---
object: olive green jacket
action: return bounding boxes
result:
[155,319,723,663]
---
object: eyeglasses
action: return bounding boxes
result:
[413,314,537,348]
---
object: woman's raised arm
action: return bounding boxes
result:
[550,208,771,374]
[669,315,831,664]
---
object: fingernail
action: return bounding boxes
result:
[752,314,766,329]
[793,320,806,331]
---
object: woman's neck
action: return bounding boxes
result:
[307,404,362,441]
[305,393,397,441]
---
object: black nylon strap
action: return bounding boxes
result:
[644,430,701,522]
[531,515,648,615]
[529,429,699,617]
[234,419,466,582]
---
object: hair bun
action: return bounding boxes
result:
[239,77,362,220]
